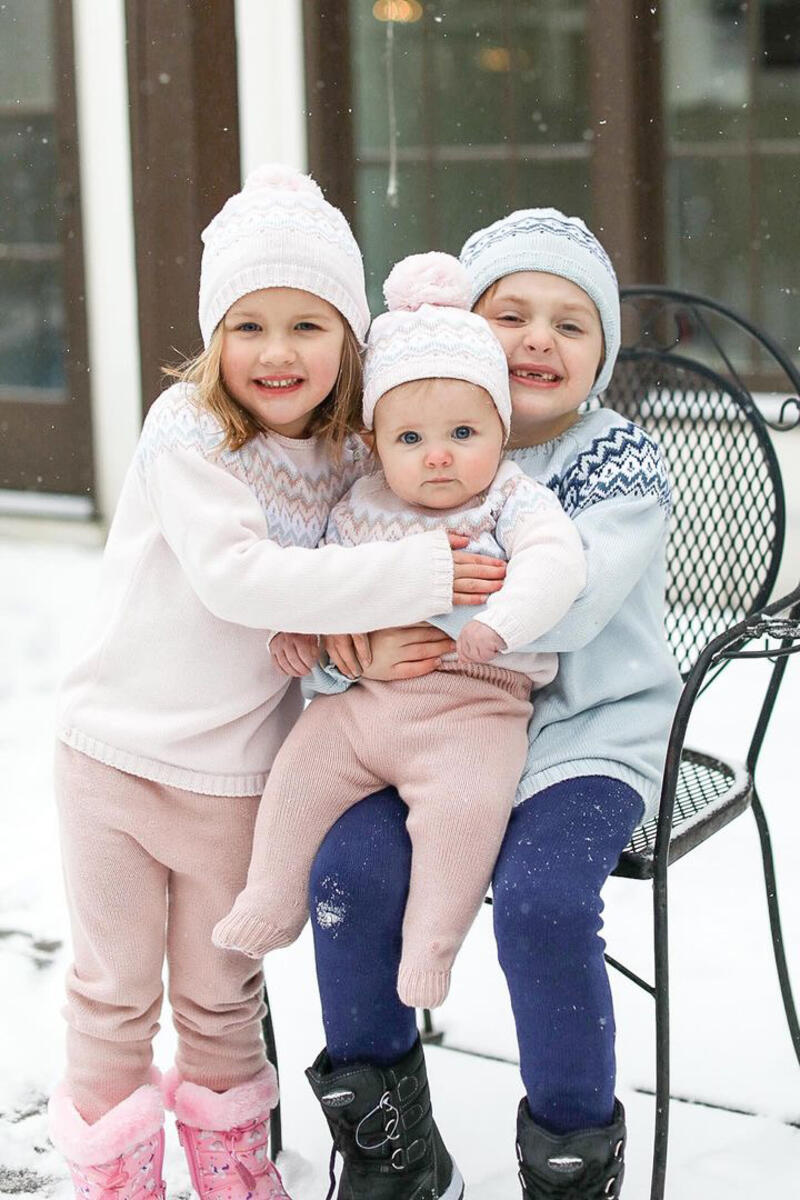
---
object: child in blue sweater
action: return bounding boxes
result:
[305,211,682,1200]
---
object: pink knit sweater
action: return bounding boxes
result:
[57,384,453,795]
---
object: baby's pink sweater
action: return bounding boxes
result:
[325,460,586,685]
[57,384,454,795]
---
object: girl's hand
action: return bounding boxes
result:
[323,633,373,679]
[456,619,507,664]
[448,533,506,606]
[270,632,321,677]
[361,624,456,680]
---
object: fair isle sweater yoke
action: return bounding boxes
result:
[315,460,586,686]
[57,383,454,796]
[430,407,683,822]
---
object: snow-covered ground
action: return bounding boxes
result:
[1,535,798,1199]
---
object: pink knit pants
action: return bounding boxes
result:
[213,668,533,1008]
[54,743,267,1123]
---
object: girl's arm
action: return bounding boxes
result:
[145,447,454,634]
[430,480,670,654]
[458,476,586,652]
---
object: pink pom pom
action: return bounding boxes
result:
[243,163,324,199]
[383,252,471,313]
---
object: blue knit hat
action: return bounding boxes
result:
[460,208,620,398]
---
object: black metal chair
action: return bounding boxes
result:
[264,287,800,1190]
[424,286,800,1199]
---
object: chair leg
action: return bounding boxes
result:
[419,1007,444,1045]
[261,983,283,1159]
[650,861,670,1200]
[750,790,800,1066]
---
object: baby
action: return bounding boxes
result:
[213,253,587,1008]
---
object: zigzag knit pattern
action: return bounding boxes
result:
[136,384,366,548]
[550,421,671,518]
[365,308,509,373]
[325,461,561,560]
[462,210,616,279]
[203,194,362,266]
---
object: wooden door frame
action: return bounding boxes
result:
[125,0,241,410]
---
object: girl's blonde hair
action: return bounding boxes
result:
[164,320,364,460]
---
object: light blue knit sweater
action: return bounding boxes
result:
[308,407,683,822]
[432,407,682,821]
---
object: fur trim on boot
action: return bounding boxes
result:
[48,1078,164,1166]
[163,1064,279,1129]
[48,1081,165,1200]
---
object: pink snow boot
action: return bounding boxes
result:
[48,1080,166,1200]
[164,1065,290,1200]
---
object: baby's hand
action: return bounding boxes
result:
[270,632,320,677]
[457,619,507,664]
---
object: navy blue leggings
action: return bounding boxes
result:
[310,775,644,1135]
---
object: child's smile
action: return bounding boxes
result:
[478,271,604,447]
[221,287,345,438]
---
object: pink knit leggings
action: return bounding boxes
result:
[214,668,533,1008]
[54,743,267,1123]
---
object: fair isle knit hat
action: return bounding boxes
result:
[198,164,370,348]
[362,252,512,438]
[460,207,620,397]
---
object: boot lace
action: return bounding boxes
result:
[191,1120,289,1199]
[79,1144,160,1200]
[324,1089,403,1200]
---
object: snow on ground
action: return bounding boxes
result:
[0,535,798,1199]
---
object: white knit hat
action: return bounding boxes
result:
[198,163,370,347]
[460,208,620,397]
[363,252,511,437]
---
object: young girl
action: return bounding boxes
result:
[304,211,683,1200]
[46,167,504,1200]
[212,253,586,1019]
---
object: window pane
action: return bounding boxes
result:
[515,159,592,226]
[351,4,426,150]
[757,154,800,351]
[0,0,55,107]
[0,0,65,398]
[352,2,589,152]
[351,1,590,306]
[0,114,59,244]
[757,0,800,138]
[663,0,750,142]
[665,157,750,310]
[0,259,65,390]
[357,164,431,313]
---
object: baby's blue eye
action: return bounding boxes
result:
[296,321,321,331]
[399,431,421,444]
[452,426,473,440]
[236,321,260,332]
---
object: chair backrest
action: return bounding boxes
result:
[602,288,800,678]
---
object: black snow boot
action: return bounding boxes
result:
[516,1098,626,1199]
[305,1039,464,1200]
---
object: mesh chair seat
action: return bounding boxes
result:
[613,748,752,880]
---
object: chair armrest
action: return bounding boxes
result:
[653,581,800,863]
